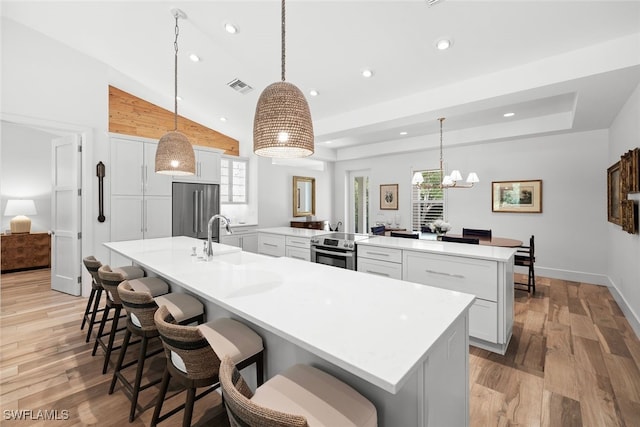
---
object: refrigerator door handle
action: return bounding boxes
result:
[193,191,198,233]
[199,189,205,233]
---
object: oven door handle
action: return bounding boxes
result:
[312,248,354,258]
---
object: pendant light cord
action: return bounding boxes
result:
[173,13,180,130]
[281,0,286,82]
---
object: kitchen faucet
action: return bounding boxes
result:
[206,214,232,260]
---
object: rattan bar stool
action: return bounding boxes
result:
[81,256,144,343]
[111,281,205,422]
[219,355,378,427]
[151,305,264,427]
[93,265,169,374]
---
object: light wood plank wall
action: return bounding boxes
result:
[108,85,239,156]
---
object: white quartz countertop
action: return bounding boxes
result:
[358,235,516,262]
[104,236,475,394]
[257,226,331,238]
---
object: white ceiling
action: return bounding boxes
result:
[3,0,640,160]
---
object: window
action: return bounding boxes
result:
[411,169,445,231]
[220,156,248,204]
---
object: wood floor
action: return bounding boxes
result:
[1,270,640,426]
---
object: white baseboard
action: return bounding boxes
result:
[535,266,640,338]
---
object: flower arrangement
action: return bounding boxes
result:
[429,219,451,235]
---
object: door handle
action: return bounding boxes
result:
[140,200,144,233]
[199,190,205,233]
[193,191,198,233]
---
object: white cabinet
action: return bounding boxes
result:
[173,146,222,184]
[357,245,402,279]
[285,236,311,262]
[403,249,512,353]
[110,136,173,246]
[220,225,258,253]
[257,233,286,257]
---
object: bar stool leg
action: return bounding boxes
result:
[102,306,122,374]
[109,328,132,394]
[92,304,111,356]
[128,335,150,422]
[151,369,171,427]
[183,387,196,427]
[81,288,97,330]
[85,288,104,342]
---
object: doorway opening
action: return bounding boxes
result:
[348,170,370,234]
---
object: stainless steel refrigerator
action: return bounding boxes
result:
[172,182,220,241]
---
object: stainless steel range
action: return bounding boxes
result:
[310,232,369,270]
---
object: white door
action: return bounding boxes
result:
[144,196,172,239]
[51,134,81,295]
[348,170,370,234]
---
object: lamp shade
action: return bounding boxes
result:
[4,199,37,216]
[253,82,314,158]
[155,131,196,175]
[412,172,425,185]
[466,172,480,183]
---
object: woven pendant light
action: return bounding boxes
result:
[253,0,314,158]
[156,9,195,175]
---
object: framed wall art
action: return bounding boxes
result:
[492,180,542,213]
[607,161,622,225]
[380,184,398,210]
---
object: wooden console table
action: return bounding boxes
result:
[1,232,51,272]
[290,220,328,230]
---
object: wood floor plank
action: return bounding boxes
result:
[3,270,640,427]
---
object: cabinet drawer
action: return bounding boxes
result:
[469,299,498,343]
[357,257,402,280]
[286,246,310,262]
[285,236,310,249]
[257,233,286,257]
[357,245,402,263]
[403,250,498,301]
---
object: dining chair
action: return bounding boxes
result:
[441,235,480,244]
[420,226,435,233]
[390,231,419,239]
[462,228,492,239]
[515,235,535,294]
[370,225,385,236]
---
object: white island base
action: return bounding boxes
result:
[105,237,474,426]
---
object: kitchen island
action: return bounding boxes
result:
[357,236,517,354]
[105,236,475,426]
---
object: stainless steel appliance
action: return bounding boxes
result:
[172,182,220,241]
[310,232,369,270]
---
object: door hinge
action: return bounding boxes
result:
[77,276,82,284]
[78,145,82,152]
[77,232,82,239]
[78,188,82,196]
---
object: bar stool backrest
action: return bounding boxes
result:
[154,305,220,381]
[118,281,158,332]
[219,356,308,427]
[98,265,126,305]
[83,256,103,287]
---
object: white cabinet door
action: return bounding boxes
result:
[357,257,402,280]
[144,196,172,239]
[241,233,258,253]
[143,143,172,196]
[196,149,221,183]
[258,233,286,257]
[286,246,310,262]
[111,196,143,241]
[111,138,143,196]
[220,234,242,248]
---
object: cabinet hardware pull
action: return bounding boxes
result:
[291,256,305,260]
[367,251,389,257]
[366,270,390,277]
[425,269,465,279]
[263,243,278,247]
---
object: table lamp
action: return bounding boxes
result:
[4,199,37,234]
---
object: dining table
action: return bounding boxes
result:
[390,231,523,248]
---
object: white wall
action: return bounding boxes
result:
[609,82,640,333]
[334,129,610,284]
[258,157,335,228]
[0,123,54,232]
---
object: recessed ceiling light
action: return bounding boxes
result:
[224,22,239,34]
[435,38,452,50]
[189,53,200,62]
[503,112,515,117]
[362,69,374,78]
[309,89,319,96]
[400,131,408,136]
[220,117,227,122]
[324,140,333,144]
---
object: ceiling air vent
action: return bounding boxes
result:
[227,78,253,94]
